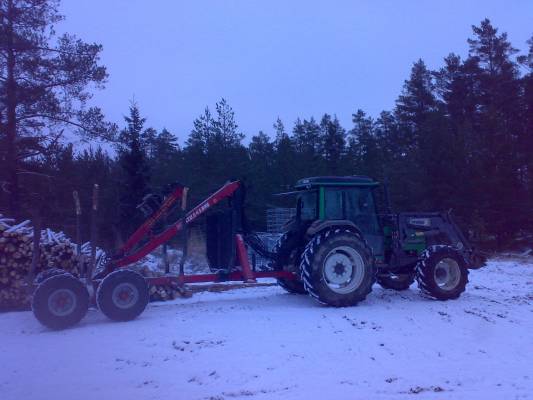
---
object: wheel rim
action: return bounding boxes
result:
[434,258,461,291]
[112,282,139,309]
[322,246,365,294]
[48,289,77,317]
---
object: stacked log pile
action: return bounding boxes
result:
[0,216,81,309]
[78,242,108,277]
[134,265,186,301]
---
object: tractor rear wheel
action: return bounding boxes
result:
[274,233,306,295]
[97,269,149,321]
[32,274,89,330]
[278,275,307,294]
[377,273,415,291]
[300,229,374,307]
[416,246,468,300]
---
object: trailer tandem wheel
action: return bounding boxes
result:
[97,269,149,322]
[32,274,89,330]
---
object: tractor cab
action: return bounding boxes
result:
[291,176,384,260]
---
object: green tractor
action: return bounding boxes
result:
[272,176,485,306]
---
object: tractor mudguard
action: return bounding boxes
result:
[306,220,363,238]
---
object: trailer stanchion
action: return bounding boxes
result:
[88,184,99,288]
[179,187,189,278]
[73,191,83,275]
[236,234,256,283]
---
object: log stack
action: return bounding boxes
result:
[134,265,186,301]
[0,216,81,310]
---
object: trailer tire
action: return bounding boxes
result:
[416,246,468,300]
[377,273,415,291]
[32,274,89,330]
[97,269,149,322]
[34,268,69,285]
[274,233,307,294]
[300,229,374,307]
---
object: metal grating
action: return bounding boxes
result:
[266,208,296,233]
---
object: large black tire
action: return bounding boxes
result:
[97,269,149,321]
[274,233,307,295]
[34,268,68,285]
[377,273,415,291]
[416,246,469,300]
[278,278,307,294]
[300,228,374,307]
[32,274,89,330]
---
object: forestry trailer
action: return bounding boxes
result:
[31,176,486,329]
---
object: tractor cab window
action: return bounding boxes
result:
[324,188,343,219]
[344,188,380,235]
[324,187,380,235]
[297,190,317,221]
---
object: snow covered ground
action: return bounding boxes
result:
[0,257,531,400]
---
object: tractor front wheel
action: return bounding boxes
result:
[377,273,415,291]
[97,269,149,322]
[300,229,374,307]
[416,246,468,300]
[32,274,89,330]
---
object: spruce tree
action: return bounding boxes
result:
[273,118,296,188]
[247,131,275,225]
[149,128,181,190]
[348,110,381,177]
[319,114,346,175]
[293,117,321,177]
[116,104,151,240]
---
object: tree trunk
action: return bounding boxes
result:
[5,0,19,218]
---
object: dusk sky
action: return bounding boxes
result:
[60,0,533,144]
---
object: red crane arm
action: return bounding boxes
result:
[119,186,185,255]
[114,181,241,268]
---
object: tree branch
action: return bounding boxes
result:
[16,113,107,137]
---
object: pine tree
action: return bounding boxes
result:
[183,99,246,197]
[0,0,111,217]
[393,59,446,209]
[214,98,244,148]
[434,53,484,225]
[466,19,524,245]
[395,59,437,152]
[520,36,533,229]
[186,107,214,153]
